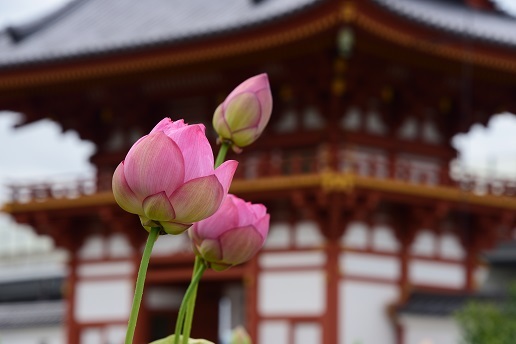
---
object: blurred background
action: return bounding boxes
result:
[2,0,516,343]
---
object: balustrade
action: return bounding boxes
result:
[6,150,516,203]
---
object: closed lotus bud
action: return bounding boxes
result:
[230,326,252,344]
[189,194,270,271]
[112,118,237,235]
[213,74,272,149]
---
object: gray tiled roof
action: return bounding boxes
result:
[397,291,504,316]
[483,240,516,266]
[372,0,516,47]
[0,300,63,329]
[0,0,321,68]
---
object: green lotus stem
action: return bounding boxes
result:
[181,257,207,344]
[173,258,207,344]
[215,141,231,168]
[125,226,160,344]
[173,257,200,343]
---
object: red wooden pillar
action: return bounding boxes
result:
[246,256,259,343]
[66,254,80,344]
[324,239,340,344]
[323,193,344,344]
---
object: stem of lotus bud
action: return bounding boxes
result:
[215,141,231,168]
[181,257,207,344]
[173,257,207,344]
[125,226,160,344]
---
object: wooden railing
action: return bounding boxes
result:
[6,149,516,203]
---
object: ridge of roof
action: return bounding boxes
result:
[0,0,323,69]
[371,0,516,48]
[4,0,88,43]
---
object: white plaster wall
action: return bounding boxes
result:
[75,279,132,322]
[258,271,325,316]
[0,326,64,344]
[340,281,398,344]
[409,260,464,288]
[340,253,399,280]
[264,223,291,249]
[294,323,321,344]
[399,314,461,344]
[259,320,289,344]
[152,233,191,256]
[342,222,368,249]
[105,324,126,343]
[411,230,436,256]
[78,235,104,260]
[439,233,465,260]
[372,225,399,252]
[77,261,133,278]
[260,251,325,268]
[294,221,324,248]
[107,233,132,258]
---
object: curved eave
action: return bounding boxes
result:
[2,1,516,92]
[0,2,340,92]
[351,1,516,75]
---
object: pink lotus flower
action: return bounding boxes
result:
[189,194,270,271]
[112,118,238,235]
[213,74,272,149]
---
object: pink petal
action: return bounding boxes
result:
[169,175,224,224]
[254,213,270,238]
[160,221,191,235]
[256,87,273,132]
[220,225,265,265]
[231,197,255,226]
[142,192,176,221]
[124,132,185,199]
[214,160,238,196]
[150,118,187,133]
[195,196,239,239]
[227,74,270,100]
[164,124,214,182]
[112,162,144,215]
[250,203,267,219]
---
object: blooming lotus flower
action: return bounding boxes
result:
[189,194,270,271]
[213,74,272,149]
[112,118,238,235]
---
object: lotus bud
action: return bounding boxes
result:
[230,326,252,344]
[213,74,272,150]
[189,194,270,271]
[112,118,238,235]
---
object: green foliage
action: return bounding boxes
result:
[455,287,516,344]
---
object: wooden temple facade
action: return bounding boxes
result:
[2,0,516,343]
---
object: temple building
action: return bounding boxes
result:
[2,0,516,343]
